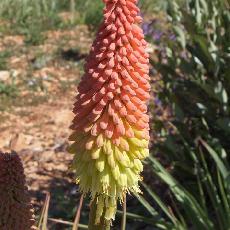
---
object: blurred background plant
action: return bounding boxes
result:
[0,0,176,43]
[0,0,61,45]
[138,0,230,229]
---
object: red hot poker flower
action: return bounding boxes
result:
[0,151,36,230]
[69,0,150,223]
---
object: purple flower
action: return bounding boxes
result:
[142,19,157,36]
[142,23,149,35]
[154,97,162,106]
[152,30,164,41]
[169,33,176,41]
[180,50,188,59]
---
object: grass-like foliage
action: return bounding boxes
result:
[0,0,175,44]
[137,0,230,229]
[0,0,61,44]
[74,0,104,31]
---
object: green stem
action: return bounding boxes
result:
[121,195,127,230]
[88,198,110,230]
[70,0,76,24]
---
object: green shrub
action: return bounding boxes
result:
[83,1,104,31]
[0,50,10,70]
[0,0,61,45]
[139,0,168,12]
[0,82,18,97]
[75,0,174,31]
[74,0,104,31]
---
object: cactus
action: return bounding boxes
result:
[0,151,36,230]
[69,0,150,225]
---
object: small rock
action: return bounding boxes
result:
[9,133,34,152]
[0,71,10,81]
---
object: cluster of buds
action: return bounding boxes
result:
[0,151,36,230]
[69,0,150,223]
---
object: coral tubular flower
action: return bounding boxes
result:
[69,0,150,223]
[0,151,36,230]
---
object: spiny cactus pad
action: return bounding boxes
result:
[0,151,36,230]
[69,0,150,222]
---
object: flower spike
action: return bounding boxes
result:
[69,0,150,223]
[0,151,36,230]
